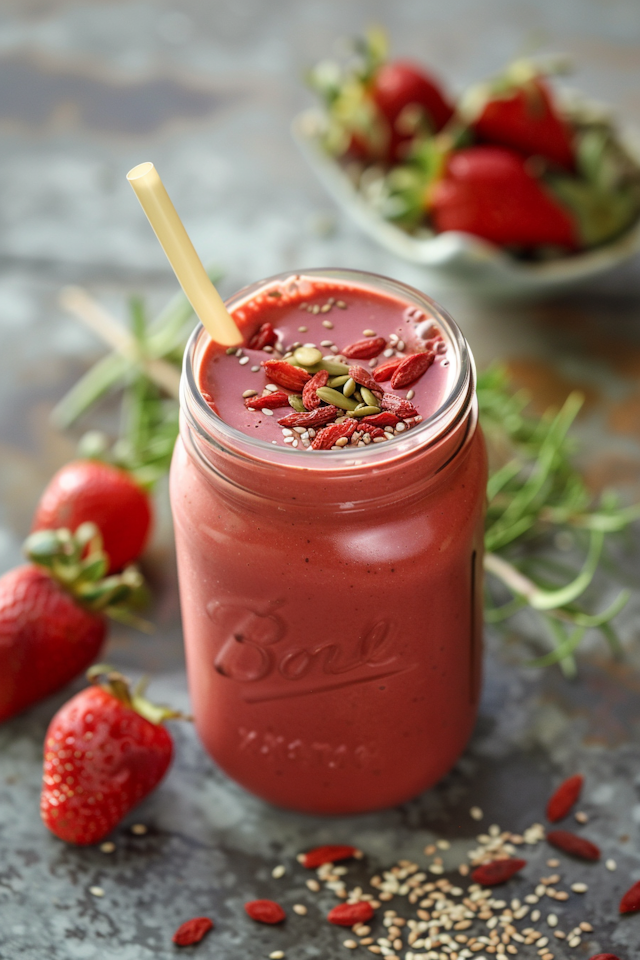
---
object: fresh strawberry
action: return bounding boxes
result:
[462,63,575,171]
[41,666,181,845]
[430,146,579,249]
[371,60,454,162]
[0,525,144,723]
[32,460,152,573]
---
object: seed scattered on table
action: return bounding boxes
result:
[574,811,589,823]
[89,886,104,897]
[322,319,334,328]
[100,841,115,853]
[293,904,307,915]
[470,807,484,821]
[571,882,588,893]
[606,858,617,871]
[272,865,286,879]
[269,951,285,959]
[131,824,147,835]
[343,940,357,949]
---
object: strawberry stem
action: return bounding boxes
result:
[87,665,190,724]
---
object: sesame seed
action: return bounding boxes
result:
[554,891,569,901]
[320,340,334,347]
[89,886,104,897]
[406,389,415,400]
[383,348,395,357]
[570,882,587,893]
[437,840,450,850]
[531,910,541,922]
[272,865,286,878]
[299,302,308,309]
[100,842,115,853]
[239,356,249,365]
[293,904,307,915]
[263,408,273,416]
[269,952,285,959]
[306,879,320,891]
[568,937,581,948]
[298,326,308,332]
[579,922,593,932]
[336,300,347,308]
[553,930,566,938]
[311,305,320,314]
[470,807,483,821]
[243,389,258,398]
[322,319,334,328]
[131,824,147,835]
[363,329,376,337]
[574,811,588,824]
[344,941,358,949]
[546,860,559,868]
[321,304,332,313]
[265,383,278,392]
[605,859,617,871]
[546,914,558,927]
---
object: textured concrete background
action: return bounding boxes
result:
[0,1,640,957]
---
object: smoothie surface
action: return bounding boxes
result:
[198,275,454,450]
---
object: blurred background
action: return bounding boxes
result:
[2,0,640,570]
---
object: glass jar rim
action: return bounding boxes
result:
[181,267,473,474]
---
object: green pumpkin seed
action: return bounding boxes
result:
[352,404,381,417]
[316,387,359,411]
[360,387,380,407]
[288,395,305,412]
[343,377,356,398]
[294,346,323,367]
[327,375,350,388]
[318,358,349,375]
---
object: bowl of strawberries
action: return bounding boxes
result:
[293,30,640,297]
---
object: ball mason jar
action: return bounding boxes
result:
[170,269,487,814]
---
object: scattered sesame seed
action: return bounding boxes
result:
[322,319,334,328]
[531,910,541,922]
[269,952,285,959]
[292,904,307,915]
[263,408,274,416]
[265,383,278,392]
[605,859,617,871]
[239,356,249,365]
[470,807,483,821]
[363,329,376,337]
[272,865,286,879]
[320,304,332,313]
[251,365,260,372]
[579,922,593,932]
[100,842,115,854]
[131,824,147,835]
[89,886,104,897]
[574,811,589,824]
[383,348,395,357]
[546,914,558,927]
[243,389,258,398]
[320,340,334,347]
[546,860,559,868]
[306,879,320,892]
[343,941,358,949]
[336,300,347,308]
[568,936,581,948]
[406,389,415,400]
[311,305,320,314]
[570,882,587,893]
[298,326,308,332]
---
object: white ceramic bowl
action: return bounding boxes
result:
[292,107,640,298]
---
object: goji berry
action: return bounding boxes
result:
[546,774,584,822]
[470,858,527,886]
[262,359,311,391]
[380,393,418,418]
[172,917,214,946]
[312,420,357,450]
[248,322,277,350]
[301,844,359,869]
[372,356,404,382]
[361,412,400,428]
[620,879,640,914]
[341,337,386,360]
[244,899,286,924]
[546,830,600,861]
[244,391,290,410]
[302,369,329,410]
[390,351,435,389]
[357,422,386,438]
[327,901,375,926]
[278,405,340,428]
[588,955,622,960]
[348,365,383,397]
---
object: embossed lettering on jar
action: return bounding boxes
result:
[170,269,487,814]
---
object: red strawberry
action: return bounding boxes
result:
[430,146,579,249]
[466,70,575,171]
[0,525,143,723]
[41,666,181,845]
[372,60,454,162]
[32,460,152,573]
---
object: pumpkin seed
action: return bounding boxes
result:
[328,375,350,388]
[360,387,379,407]
[288,395,305,412]
[294,346,323,367]
[353,389,363,403]
[343,377,356,398]
[352,405,381,417]
[318,358,349,375]
[316,387,359,411]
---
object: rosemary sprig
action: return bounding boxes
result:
[479,365,640,676]
[53,288,639,673]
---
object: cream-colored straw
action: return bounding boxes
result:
[126,162,242,346]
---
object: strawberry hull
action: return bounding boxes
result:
[171,270,486,814]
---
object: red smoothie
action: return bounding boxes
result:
[170,269,487,814]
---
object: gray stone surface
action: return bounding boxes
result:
[1,1,640,957]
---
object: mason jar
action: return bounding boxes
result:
[170,269,487,814]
